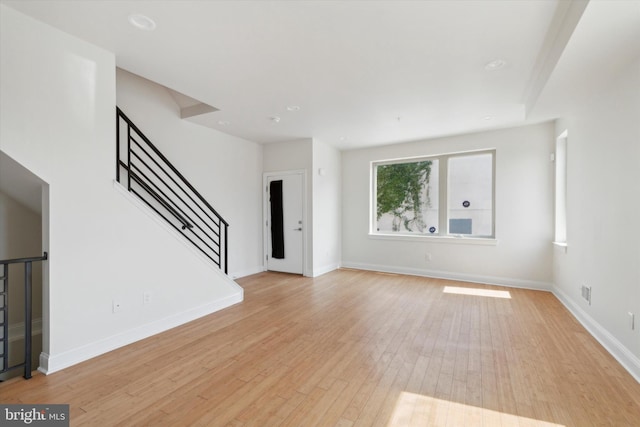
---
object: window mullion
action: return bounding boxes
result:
[491,151,497,238]
[439,155,448,235]
[371,164,378,233]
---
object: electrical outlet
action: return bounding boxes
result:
[143,292,152,304]
[112,299,123,313]
[426,253,432,262]
[581,285,591,305]
[629,312,635,330]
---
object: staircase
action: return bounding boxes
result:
[116,108,228,273]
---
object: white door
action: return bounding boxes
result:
[266,173,304,274]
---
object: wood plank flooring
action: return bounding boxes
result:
[2,269,640,426]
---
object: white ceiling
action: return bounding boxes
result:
[2,0,639,150]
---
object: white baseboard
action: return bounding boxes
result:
[552,286,640,383]
[230,265,265,279]
[341,261,552,291]
[311,263,341,278]
[38,291,243,375]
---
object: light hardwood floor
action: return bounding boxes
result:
[2,269,640,426]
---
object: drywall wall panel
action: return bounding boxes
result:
[312,140,341,276]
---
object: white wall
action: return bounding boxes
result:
[116,69,264,279]
[0,5,243,373]
[312,140,342,276]
[342,122,555,288]
[553,57,640,380]
[263,139,313,174]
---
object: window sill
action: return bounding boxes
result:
[369,233,498,246]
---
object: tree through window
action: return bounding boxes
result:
[373,150,494,238]
[376,160,437,233]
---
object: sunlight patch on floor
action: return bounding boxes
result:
[388,391,565,427]
[443,286,511,299]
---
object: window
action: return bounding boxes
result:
[554,131,568,244]
[373,150,495,239]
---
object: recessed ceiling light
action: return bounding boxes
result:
[269,116,281,123]
[483,115,494,121]
[128,14,156,31]
[484,59,506,71]
[217,120,230,126]
[286,105,301,112]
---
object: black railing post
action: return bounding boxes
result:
[116,108,121,182]
[127,120,132,191]
[1,263,8,373]
[24,261,32,379]
[224,224,228,274]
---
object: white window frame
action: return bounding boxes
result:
[370,149,496,244]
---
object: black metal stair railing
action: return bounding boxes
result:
[0,252,48,380]
[116,107,228,273]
